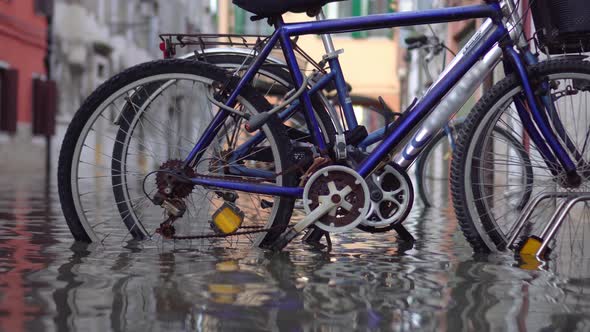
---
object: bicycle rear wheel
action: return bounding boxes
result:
[58,59,297,249]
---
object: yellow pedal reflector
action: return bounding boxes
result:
[519,253,543,270]
[211,203,244,234]
[208,284,243,304]
[519,236,543,256]
[208,284,242,295]
[216,261,239,272]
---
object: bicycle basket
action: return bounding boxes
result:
[531,0,590,54]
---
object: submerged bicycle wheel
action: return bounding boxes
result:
[58,59,297,249]
[452,60,590,268]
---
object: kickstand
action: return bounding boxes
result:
[393,224,415,245]
[302,226,332,252]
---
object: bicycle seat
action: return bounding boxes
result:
[232,0,346,19]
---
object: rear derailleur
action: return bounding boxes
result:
[153,193,187,239]
[148,159,196,238]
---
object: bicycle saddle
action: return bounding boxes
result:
[233,0,347,18]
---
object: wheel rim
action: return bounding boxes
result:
[69,73,285,248]
[463,71,590,266]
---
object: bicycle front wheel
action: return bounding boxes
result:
[452,60,590,265]
[58,59,297,249]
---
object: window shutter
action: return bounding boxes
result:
[234,8,246,34]
[32,78,42,135]
[32,78,57,136]
[352,0,369,39]
[0,69,19,134]
[34,0,54,16]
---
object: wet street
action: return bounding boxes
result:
[1,170,590,331]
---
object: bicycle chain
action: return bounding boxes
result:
[156,149,315,241]
[169,224,291,240]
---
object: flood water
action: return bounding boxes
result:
[1,171,590,332]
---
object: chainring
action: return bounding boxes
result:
[360,163,414,230]
[303,165,370,233]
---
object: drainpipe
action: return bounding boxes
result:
[44,6,53,176]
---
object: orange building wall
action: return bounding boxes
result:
[0,0,48,124]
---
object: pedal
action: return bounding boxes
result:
[518,235,543,256]
[210,203,244,235]
[393,224,415,244]
[518,253,543,270]
[270,200,337,251]
[271,165,370,252]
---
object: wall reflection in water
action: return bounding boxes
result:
[0,174,589,331]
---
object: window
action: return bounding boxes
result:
[233,8,273,35]
[328,0,395,38]
[232,0,394,37]
[34,0,54,16]
[0,68,18,134]
[32,78,57,136]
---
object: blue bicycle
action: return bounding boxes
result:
[58,0,590,258]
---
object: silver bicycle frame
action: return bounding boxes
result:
[180,45,345,134]
[394,0,525,167]
[177,0,524,169]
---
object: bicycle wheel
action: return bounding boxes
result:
[58,59,297,249]
[452,60,590,262]
[417,123,532,209]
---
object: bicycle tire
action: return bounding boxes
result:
[451,59,590,253]
[58,59,297,247]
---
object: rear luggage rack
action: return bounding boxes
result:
[158,33,323,72]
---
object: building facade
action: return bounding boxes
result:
[52,0,215,122]
[0,0,50,130]
[0,0,53,171]
[48,0,216,170]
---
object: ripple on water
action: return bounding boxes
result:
[0,174,589,331]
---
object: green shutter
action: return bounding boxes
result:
[388,0,395,39]
[234,8,245,34]
[352,0,368,39]
[388,0,396,13]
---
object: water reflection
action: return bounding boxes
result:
[0,173,589,331]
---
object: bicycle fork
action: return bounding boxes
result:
[503,48,586,259]
[504,48,581,187]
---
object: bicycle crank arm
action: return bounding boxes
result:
[270,200,338,252]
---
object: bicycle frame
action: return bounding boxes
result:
[182,0,579,197]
